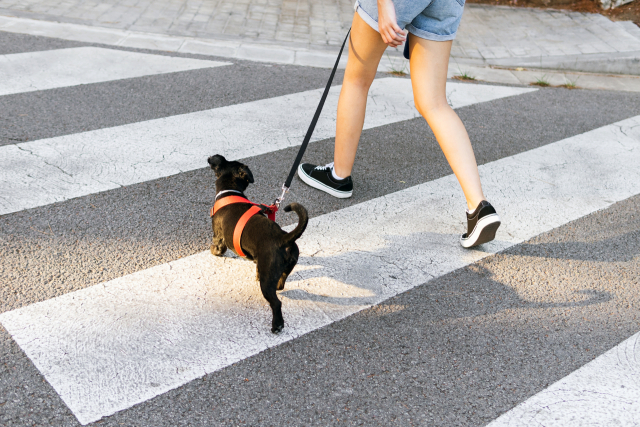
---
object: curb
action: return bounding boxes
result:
[450,60,640,92]
[2,14,640,92]
[486,50,640,76]
[0,14,350,69]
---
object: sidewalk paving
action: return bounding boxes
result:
[0,0,355,49]
[1,0,639,81]
[456,5,640,75]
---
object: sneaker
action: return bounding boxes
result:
[460,200,501,248]
[297,162,353,198]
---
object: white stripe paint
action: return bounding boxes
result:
[0,47,229,96]
[2,115,639,424]
[486,332,640,426]
[0,79,534,216]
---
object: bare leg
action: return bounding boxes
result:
[333,12,388,179]
[408,37,485,210]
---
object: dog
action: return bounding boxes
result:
[208,154,308,333]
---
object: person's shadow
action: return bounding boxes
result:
[507,231,639,263]
[270,229,613,313]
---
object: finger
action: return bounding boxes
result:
[386,35,401,47]
[391,32,405,42]
[385,30,402,45]
[385,36,402,47]
[381,28,394,45]
[382,26,403,43]
[387,38,401,48]
[391,23,406,38]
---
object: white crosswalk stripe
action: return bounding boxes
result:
[487,331,640,426]
[0,76,533,216]
[2,115,640,424]
[0,47,229,96]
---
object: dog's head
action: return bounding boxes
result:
[208,154,254,192]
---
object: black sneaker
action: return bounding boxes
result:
[297,162,353,198]
[460,200,501,248]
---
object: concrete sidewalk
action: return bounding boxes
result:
[1,0,639,75]
[455,5,640,75]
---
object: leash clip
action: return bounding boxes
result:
[274,184,289,209]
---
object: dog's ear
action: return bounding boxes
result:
[234,165,254,184]
[207,155,226,171]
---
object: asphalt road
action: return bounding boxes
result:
[1,30,639,426]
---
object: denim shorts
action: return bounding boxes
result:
[355,0,465,42]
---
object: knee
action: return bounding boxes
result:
[343,73,375,93]
[414,98,452,123]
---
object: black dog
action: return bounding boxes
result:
[208,155,308,333]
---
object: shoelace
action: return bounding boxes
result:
[314,162,334,171]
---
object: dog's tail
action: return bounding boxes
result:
[281,203,309,246]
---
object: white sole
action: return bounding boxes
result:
[460,213,501,248]
[297,165,352,199]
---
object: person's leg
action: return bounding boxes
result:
[332,12,389,179]
[407,36,485,210]
[297,12,387,197]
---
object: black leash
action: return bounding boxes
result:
[274,28,351,208]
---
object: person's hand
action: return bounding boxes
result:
[377,0,407,47]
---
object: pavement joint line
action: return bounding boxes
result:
[2,114,640,424]
[0,78,534,216]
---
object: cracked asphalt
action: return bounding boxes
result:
[1,30,640,426]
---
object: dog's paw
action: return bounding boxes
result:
[210,244,227,257]
[271,322,284,334]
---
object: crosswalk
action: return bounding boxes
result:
[0,76,532,216]
[1,35,640,426]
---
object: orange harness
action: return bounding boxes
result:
[210,195,278,258]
